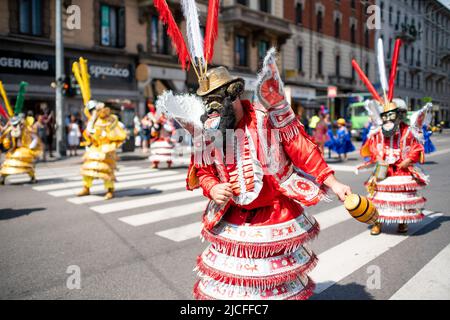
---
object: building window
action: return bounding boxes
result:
[297,46,303,72]
[235,35,248,67]
[364,28,369,48]
[317,11,323,32]
[150,15,171,55]
[351,66,355,82]
[19,0,43,36]
[396,11,400,30]
[389,6,393,25]
[259,0,271,13]
[365,62,369,78]
[335,55,340,76]
[258,40,269,67]
[410,47,414,65]
[388,38,392,57]
[380,2,384,20]
[237,0,248,5]
[350,24,356,43]
[317,50,323,76]
[335,17,340,38]
[296,3,303,25]
[100,4,125,48]
[351,0,355,9]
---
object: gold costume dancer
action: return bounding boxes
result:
[72,58,126,200]
[0,82,42,184]
[77,100,126,199]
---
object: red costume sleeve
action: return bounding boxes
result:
[405,131,425,164]
[280,121,334,185]
[196,164,221,199]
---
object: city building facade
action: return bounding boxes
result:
[0,0,143,126]
[378,0,450,123]
[283,0,377,119]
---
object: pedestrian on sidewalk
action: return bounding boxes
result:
[34,114,48,161]
[67,114,81,156]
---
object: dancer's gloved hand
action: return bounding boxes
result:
[324,175,352,202]
[210,183,233,206]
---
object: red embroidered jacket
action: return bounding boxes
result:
[187,100,334,210]
[360,122,425,176]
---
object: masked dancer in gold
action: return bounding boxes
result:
[0,81,42,185]
[72,58,126,200]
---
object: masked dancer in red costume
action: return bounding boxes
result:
[354,38,431,235]
[153,0,352,300]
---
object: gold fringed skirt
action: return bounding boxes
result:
[0,147,38,176]
[80,144,118,181]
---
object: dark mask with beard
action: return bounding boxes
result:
[381,109,400,138]
[200,80,244,153]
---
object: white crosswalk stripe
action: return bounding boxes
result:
[155,222,203,242]
[91,188,203,214]
[33,169,178,191]
[24,165,449,299]
[310,210,442,294]
[119,200,208,226]
[48,173,186,197]
[389,242,450,300]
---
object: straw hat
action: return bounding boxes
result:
[196,67,243,97]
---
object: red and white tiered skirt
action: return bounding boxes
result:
[194,196,319,300]
[367,174,426,224]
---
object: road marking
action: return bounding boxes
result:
[33,170,178,191]
[9,166,140,183]
[91,188,203,214]
[47,173,186,197]
[329,164,357,172]
[155,222,202,242]
[67,180,186,204]
[313,205,350,230]
[426,148,450,158]
[310,211,442,294]
[65,167,157,181]
[389,243,450,300]
[119,200,208,226]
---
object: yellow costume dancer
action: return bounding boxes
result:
[72,58,126,200]
[0,82,42,184]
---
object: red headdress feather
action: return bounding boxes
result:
[351,60,383,104]
[0,103,9,120]
[204,0,219,63]
[388,39,402,101]
[153,0,191,70]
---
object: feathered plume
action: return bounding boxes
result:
[377,38,388,103]
[388,39,402,101]
[180,0,205,69]
[14,82,28,115]
[364,100,383,128]
[410,103,433,143]
[0,81,13,117]
[156,90,205,135]
[351,59,383,104]
[204,0,219,63]
[0,102,9,120]
[154,0,191,70]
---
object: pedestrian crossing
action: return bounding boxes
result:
[17,164,450,299]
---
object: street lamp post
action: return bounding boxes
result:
[55,0,66,157]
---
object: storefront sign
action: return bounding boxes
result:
[327,86,337,98]
[68,58,133,83]
[0,51,55,76]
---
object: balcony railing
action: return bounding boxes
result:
[328,75,355,88]
[221,5,291,40]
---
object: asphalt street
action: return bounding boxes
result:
[1,133,449,300]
